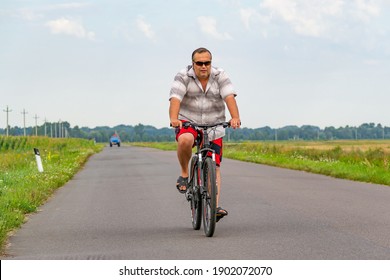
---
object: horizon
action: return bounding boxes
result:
[1,120,389,132]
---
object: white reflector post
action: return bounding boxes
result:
[34,148,44,172]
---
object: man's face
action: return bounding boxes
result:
[192,52,212,81]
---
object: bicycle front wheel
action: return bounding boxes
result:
[202,157,217,237]
[190,155,201,230]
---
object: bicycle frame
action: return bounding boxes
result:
[186,121,229,194]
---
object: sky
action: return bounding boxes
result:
[1,0,389,129]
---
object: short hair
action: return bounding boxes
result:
[192,47,212,61]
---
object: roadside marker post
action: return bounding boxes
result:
[34,148,44,173]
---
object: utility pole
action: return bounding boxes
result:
[34,114,39,136]
[3,105,12,136]
[21,109,28,136]
[44,118,47,137]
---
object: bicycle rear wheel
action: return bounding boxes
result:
[189,156,201,230]
[202,157,217,237]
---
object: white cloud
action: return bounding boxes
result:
[352,0,381,22]
[45,18,95,40]
[259,0,344,37]
[16,2,90,21]
[197,16,233,40]
[253,0,382,38]
[136,16,155,41]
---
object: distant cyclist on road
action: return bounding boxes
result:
[169,47,241,220]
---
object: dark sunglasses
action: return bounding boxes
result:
[194,61,211,66]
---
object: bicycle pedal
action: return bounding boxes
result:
[216,214,226,223]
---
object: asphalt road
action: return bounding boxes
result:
[3,146,390,259]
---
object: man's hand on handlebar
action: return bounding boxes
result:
[229,118,241,129]
[170,119,182,128]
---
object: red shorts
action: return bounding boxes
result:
[175,122,223,166]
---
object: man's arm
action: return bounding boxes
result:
[225,95,241,129]
[169,97,182,128]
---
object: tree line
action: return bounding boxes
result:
[1,122,389,142]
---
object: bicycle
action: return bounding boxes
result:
[183,121,230,237]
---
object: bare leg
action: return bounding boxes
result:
[216,166,228,217]
[177,133,194,191]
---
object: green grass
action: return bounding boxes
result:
[132,140,390,186]
[0,136,103,254]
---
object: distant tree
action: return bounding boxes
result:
[134,123,145,140]
[2,121,389,141]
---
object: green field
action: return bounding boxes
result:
[0,136,103,254]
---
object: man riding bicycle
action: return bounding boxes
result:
[169,47,241,220]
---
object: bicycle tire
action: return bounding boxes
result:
[190,156,202,230]
[202,157,217,237]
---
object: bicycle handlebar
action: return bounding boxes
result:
[170,121,231,129]
[182,121,230,129]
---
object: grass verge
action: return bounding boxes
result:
[0,136,103,254]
